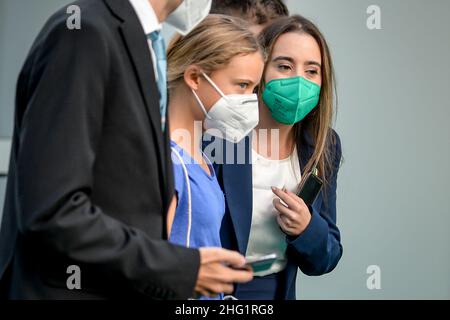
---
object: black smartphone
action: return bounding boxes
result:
[297,171,323,206]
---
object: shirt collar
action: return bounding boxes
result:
[128,0,162,35]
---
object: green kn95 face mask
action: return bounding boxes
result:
[262,76,321,125]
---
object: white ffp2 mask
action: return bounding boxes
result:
[192,72,259,143]
[165,0,212,36]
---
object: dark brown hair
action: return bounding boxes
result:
[210,0,289,25]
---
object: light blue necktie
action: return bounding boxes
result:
[148,30,167,131]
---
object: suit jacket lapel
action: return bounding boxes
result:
[104,0,166,177]
[119,25,165,166]
[223,163,253,255]
[104,0,172,217]
[222,138,253,255]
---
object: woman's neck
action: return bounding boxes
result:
[254,101,297,160]
[168,86,204,163]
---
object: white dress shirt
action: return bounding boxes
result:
[128,0,162,81]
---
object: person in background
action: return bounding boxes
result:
[210,0,289,34]
[210,15,344,300]
[166,14,265,299]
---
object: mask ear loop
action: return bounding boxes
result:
[201,72,228,99]
[202,72,258,105]
[190,71,226,120]
[191,89,212,119]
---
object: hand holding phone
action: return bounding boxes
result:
[297,170,323,206]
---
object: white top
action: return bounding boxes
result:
[245,147,302,276]
[128,0,162,81]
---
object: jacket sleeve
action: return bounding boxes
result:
[14,14,199,299]
[285,130,343,276]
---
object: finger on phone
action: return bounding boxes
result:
[216,249,246,268]
[285,189,304,205]
[228,268,253,283]
[218,263,253,283]
[271,186,298,209]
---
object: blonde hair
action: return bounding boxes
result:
[167,14,264,91]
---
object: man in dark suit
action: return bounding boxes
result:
[0,0,252,299]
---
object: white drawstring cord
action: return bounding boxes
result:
[171,147,192,248]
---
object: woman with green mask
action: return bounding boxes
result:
[207,15,343,300]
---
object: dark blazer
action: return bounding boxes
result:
[0,0,199,299]
[208,128,343,300]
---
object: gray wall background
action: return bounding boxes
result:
[0,0,449,299]
[286,0,450,300]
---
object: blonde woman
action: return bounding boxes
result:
[165,15,265,299]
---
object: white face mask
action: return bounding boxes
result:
[165,0,212,36]
[192,72,259,143]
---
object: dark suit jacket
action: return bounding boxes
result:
[206,128,343,299]
[0,0,199,299]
